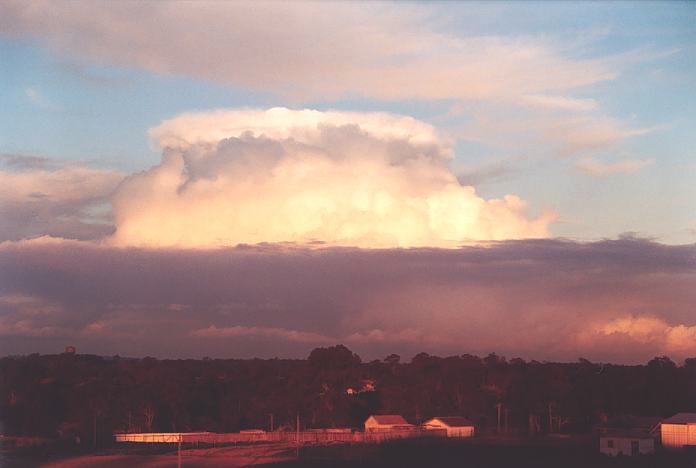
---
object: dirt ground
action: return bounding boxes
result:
[3,443,297,468]
[3,438,695,468]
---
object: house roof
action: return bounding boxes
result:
[599,429,655,439]
[662,413,696,424]
[597,415,662,430]
[368,415,409,425]
[427,416,475,427]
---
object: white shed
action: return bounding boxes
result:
[597,416,659,457]
[660,413,696,449]
[364,415,414,432]
[423,417,475,438]
[599,431,655,457]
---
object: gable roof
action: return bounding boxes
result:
[427,416,475,427]
[662,413,696,424]
[368,415,409,425]
[597,415,662,430]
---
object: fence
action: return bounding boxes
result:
[114,428,447,445]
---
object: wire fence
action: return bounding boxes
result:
[114,428,449,445]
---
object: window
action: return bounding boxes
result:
[607,439,614,448]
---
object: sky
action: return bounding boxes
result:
[0,1,695,363]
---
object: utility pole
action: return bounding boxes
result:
[93,415,97,450]
[269,413,274,432]
[296,413,300,459]
[504,408,509,433]
[178,440,182,468]
[548,402,553,433]
[496,403,502,433]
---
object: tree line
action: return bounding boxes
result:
[1,346,695,444]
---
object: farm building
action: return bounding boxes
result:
[423,417,475,437]
[364,415,414,432]
[661,413,696,449]
[596,416,660,457]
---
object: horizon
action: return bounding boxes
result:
[4,345,695,368]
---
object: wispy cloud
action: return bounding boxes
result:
[24,86,61,111]
[1,2,615,102]
[521,94,598,112]
[575,157,654,177]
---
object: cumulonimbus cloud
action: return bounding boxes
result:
[108,108,554,248]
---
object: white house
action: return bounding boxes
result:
[599,432,655,457]
[597,416,659,457]
[660,413,696,449]
[423,417,475,438]
[364,415,414,432]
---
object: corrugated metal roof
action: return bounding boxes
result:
[662,413,696,424]
[428,416,475,427]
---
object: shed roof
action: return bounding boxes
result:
[662,413,696,424]
[600,428,656,439]
[368,415,409,425]
[597,415,661,430]
[427,416,475,427]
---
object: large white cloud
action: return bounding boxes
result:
[109,108,553,248]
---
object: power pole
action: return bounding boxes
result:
[178,440,182,468]
[496,403,502,433]
[504,408,509,433]
[93,415,97,450]
[269,413,274,432]
[296,413,300,459]
[548,402,553,433]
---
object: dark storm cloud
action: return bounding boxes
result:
[0,238,694,362]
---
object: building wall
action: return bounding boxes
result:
[599,437,654,456]
[445,426,474,438]
[661,423,696,449]
[423,421,474,438]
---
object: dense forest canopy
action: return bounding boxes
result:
[1,346,695,442]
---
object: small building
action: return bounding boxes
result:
[660,413,696,449]
[423,417,475,438]
[597,416,660,457]
[364,415,414,432]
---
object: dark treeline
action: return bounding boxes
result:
[2,346,695,443]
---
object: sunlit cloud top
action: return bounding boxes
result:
[110,108,553,249]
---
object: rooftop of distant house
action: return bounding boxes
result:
[427,416,475,427]
[368,415,410,425]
